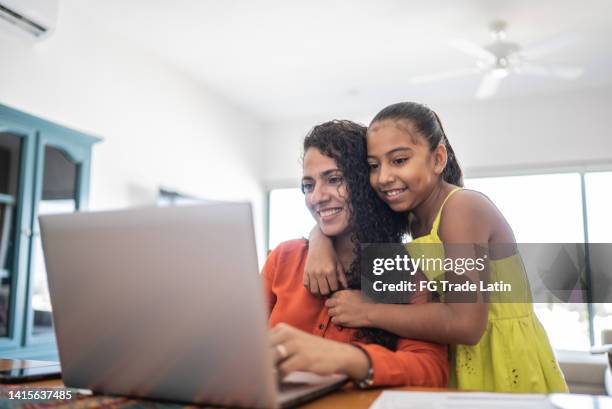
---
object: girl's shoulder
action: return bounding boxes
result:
[446,188,497,214]
[437,188,501,242]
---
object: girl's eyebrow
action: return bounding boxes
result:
[386,147,413,155]
[367,147,413,158]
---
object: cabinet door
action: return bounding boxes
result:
[25,129,93,346]
[0,125,36,349]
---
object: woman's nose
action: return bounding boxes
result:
[309,183,330,205]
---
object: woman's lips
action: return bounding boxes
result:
[317,207,343,222]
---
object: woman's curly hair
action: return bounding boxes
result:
[303,120,407,350]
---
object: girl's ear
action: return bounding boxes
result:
[432,143,448,176]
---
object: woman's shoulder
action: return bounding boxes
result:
[263,238,308,280]
[271,238,308,252]
[268,238,309,262]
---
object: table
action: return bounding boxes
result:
[0,359,450,408]
[2,359,611,409]
[1,359,441,408]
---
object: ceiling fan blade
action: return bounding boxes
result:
[521,32,580,59]
[475,72,503,99]
[449,39,495,62]
[520,62,584,79]
[410,67,478,84]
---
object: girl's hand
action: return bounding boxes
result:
[270,323,368,379]
[304,227,348,295]
[325,290,373,328]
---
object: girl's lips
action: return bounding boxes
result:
[381,188,408,203]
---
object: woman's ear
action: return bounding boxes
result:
[432,143,448,175]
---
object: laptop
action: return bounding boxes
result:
[39,203,347,408]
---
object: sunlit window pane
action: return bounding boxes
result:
[594,304,612,346]
[531,304,591,351]
[268,188,315,250]
[465,173,584,243]
[585,172,612,243]
[465,173,589,351]
[585,171,612,345]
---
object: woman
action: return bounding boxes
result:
[263,119,447,387]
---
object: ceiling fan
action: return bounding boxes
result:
[410,20,584,99]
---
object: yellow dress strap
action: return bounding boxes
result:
[430,187,463,237]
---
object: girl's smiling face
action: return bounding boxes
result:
[302,148,351,238]
[367,119,447,212]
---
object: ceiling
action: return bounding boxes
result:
[67,0,612,120]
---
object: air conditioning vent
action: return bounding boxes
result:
[0,3,47,37]
[0,0,58,41]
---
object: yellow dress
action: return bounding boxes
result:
[406,188,568,392]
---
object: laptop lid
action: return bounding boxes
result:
[39,203,278,408]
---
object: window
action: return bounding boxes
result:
[585,172,612,345]
[268,170,612,351]
[158,188,203,206]
[268,188,313,250]
[466,173,589,351]
[465,173,584,243]
[157,188,228,207]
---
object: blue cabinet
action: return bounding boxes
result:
[0,104,99,359]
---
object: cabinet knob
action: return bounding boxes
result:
[22,228,32,237]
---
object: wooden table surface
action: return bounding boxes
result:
[3,359,611,409]
[1,359,448,408]
[298,385,448,409]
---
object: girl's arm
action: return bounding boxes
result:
[303,226,347,295]
[328,191,496,345]
[359,302,487,346]
[327,283,488,345]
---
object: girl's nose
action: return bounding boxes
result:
[378,164,396,186]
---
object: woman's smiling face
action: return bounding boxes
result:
[302,148,350,238]
[367,119,444,212]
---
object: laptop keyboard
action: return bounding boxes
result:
[278,381,312,392]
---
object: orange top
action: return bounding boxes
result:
[262,239,448,387]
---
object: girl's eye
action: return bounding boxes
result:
[368,162,379,170]
[301,182,314,194]
[393,157,409,165]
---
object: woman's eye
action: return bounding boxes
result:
[393,157,409,165]
[328,176,343,185]
[368,163,379,170]
[301,182,314,193]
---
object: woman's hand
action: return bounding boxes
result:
[304,227,348,295]
[270,323,368,380]
[325,290,373,328]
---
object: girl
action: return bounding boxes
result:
[264,119,447,387]
[304,102,568,392]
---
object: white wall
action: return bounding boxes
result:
[0,4,267,262]
[262,85,612,186]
